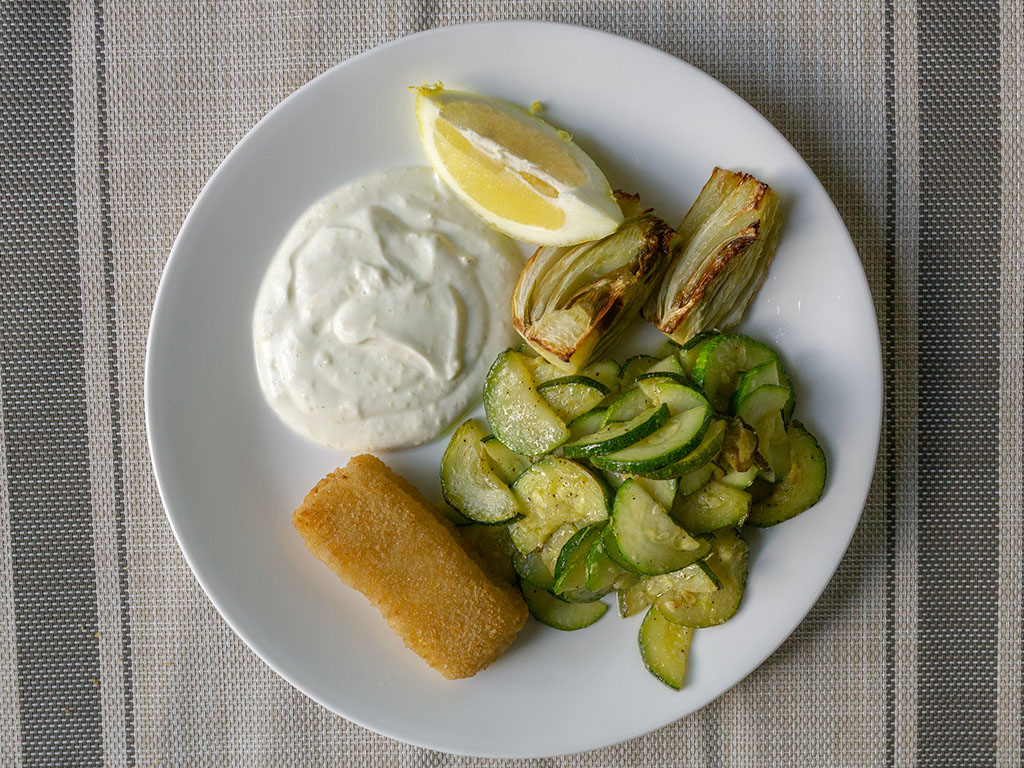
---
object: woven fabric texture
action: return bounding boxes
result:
[1,0,1021,765]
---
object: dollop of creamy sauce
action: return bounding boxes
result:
[253,167,522,451]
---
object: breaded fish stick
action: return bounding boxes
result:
[292,454,528,680]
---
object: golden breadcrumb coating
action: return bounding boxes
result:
[292,454,527,680]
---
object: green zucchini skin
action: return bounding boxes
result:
[609,480,710,576]
[484,349,569,456]
[747,422,827,527]
[553,525,608,599]
[509,457,610,554]
[634,419,726,480]
[670,479,751,534]
[563,404,669,458]
[591,406,711,474]
[691,333,778,413]
[520,581,608,631]
[639,606,693,689]
[440,419,523,525]
[450,328,828,687]
[655,528,749,628]
[537,375,610,423]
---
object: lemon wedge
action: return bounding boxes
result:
[413,84,623,246]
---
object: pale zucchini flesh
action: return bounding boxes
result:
[591,406,711,474]
[719,464,760,489]
[513,546,556,591]
[602,470,678,509]
[440,419,522,524]
[610,480,710,575]
[520,580,608,631]
[730,359,796,422]
[579,359,622,392]
[484,350,569,456]
[602,386,654,424]
[676,462,717,496]
[643,354,685,377]
[566,408,608,443]
[748,422,827,526]
[617,562,720,617]
[538,524,578,579]
[656,528,749,628]
[563,404,669,458]
[639,606,693,689]
[637,378,708,416]
[678,331,717,376]
[670,479,751,533]
[537,375,610,423]
[691,333,778,413]
[481,435,533,486]
[620,355,659,388]
[523,354,564,385]
[586,536,637,593]
[510,457,610,553]
[735,383,792,480]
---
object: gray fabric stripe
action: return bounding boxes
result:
[0,381,24,767]
[998,2,1024,762]
[883,0,896,763]
[917,0,1001,763]
[0,2,104,765]
[91,0,136,762]
[890,0,922,761]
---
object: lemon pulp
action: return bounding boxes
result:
[414,85,623,246]
[435,120,566,230]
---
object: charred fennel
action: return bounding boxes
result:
[512,194,673,373]
[645,168,782,344]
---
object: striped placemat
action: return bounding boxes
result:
[1,1,1021,765]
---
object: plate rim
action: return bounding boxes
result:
[145,19,883,758]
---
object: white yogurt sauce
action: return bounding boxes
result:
[253,167,522,451]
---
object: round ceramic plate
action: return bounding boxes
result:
[146,21,882,758]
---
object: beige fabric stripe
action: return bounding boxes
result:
[69,0,130,765]
[0,382,24,767]
[892,0,919,762]
[997,0,1024,763]
[699,3,888,764]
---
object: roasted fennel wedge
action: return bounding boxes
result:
[512,194,673,373]
[646,168,782,344]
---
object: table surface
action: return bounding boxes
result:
[2,1,1022,766]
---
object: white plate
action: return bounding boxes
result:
[146,21,882,758]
